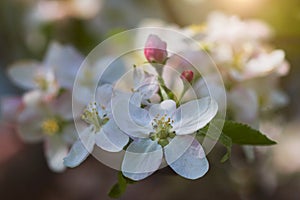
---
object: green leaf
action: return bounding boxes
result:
[221,121,276,145]
[197,120,276,162]
[108,172,136,198]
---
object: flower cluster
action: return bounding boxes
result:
[5,42,84,172]
[139,12,289,127]
[191,12,289,126]
[2,11,289,198]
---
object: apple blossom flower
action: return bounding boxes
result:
[8,42,84,99]
[144,34,168,64]
[204,12,272,46]
[64,84,129,168]
[196,12,290,83]
[230,50,289,81]
[17,91,77,172]
[30,0,102,22]
[112,95,218,180]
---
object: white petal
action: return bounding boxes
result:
[129,102,151,127]
[44,135,68,172]
[164,135,194,166]
[245,50,285,78]
[22,90,43,107]
[165,137,209,180]
[173,97,218,135]
[133,67,146,88]
[133,67,158,103]
[63,126,95,168]
[17,105,44,142]
[149,100,176,119]
[96,84,113,107]
[95,120,129,152]
[122,139,163,181]
[7,61,40,89]
[96,56,127,85]
[136,83,159,104]
[73,85,93,105]
[111,94,152,138]
[44,42,84,89]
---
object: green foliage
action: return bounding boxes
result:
[221,121,276,145]
[197,120,276,162]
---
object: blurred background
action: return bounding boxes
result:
[1,0,300,199]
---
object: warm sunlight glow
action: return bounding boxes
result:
[215,0,267,16]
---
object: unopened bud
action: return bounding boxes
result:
[180,70,194,83]
[144,34,168,64]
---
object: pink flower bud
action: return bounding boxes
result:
[180,70,194,83]
[144,34,168,64]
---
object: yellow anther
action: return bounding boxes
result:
[42,119,60,135]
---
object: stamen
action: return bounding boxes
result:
[150,115,176,147]
[42,118,60,135]
[81,102,109,132]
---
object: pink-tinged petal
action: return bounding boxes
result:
[7,61,40,89]
[165,136,209,180]
[95,119,129,152]
[22,90,44,107]
[1,96,24,122]
[247,20,273,40]
[244,50,285,79]
[149,100,176,119]
[122,139,163,181]
[144,34,168,64]
[44,135,68,172]
[172,97,218,135]
[63,126,95,168]
[44,42,84,89]
[276,61,290,76]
